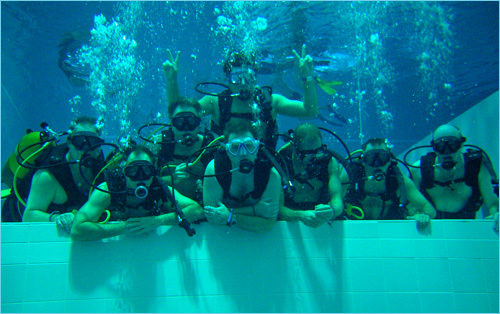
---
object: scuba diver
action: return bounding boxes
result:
[341,138,436,227]
[409,124,499,225]
[20,116,106,234]
[57,31,91,87]
[203,119,282,233]
[154,97,217,202]
[162,44,318,150]
[277,123,343,228]
[71,145,203,241]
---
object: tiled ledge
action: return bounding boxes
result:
[1,220,498,313]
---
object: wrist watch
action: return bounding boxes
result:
[227,209,237,227]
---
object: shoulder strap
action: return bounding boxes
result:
[251,151,272,199]
[464,150,483,209]
[214,149,232,199]
[420,152,436,190]
[158,128,176,166]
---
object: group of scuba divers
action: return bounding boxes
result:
[2,45,498,240]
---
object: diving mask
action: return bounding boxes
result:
[69,132,104,151]
[171,112,201,131]
[124,161,156,181]
[432,136,462,155]
[226,137,260,157]
[362,149,392,167]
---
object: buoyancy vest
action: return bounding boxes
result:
[344,160,408,220]
[158,128,216,168]
[213,149,272,205]
[419,150,483,216]
[104,169,168,221]
[42,143,105,214]
[279,147,332,210]
[213,86,278,149]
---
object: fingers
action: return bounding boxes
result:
[292,49,301,60]
[175,50,180,63]
[167,49,173,61]
[301,43,306,58]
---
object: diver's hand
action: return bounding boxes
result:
[163,49,180,80]
[315,204,334,221]
[485,212,499,231]
[125,216,162,235]
[292,44,314,79]
[174,163,191,179]
[204,202,230,225]
[407,213,431,229]
[55,212,75,234]
[300,211,324,228]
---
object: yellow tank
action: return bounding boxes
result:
[1,131,54,188]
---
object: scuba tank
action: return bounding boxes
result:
[1,128,56,190]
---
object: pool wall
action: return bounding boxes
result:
[1,220,498,313]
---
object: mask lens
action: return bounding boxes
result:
[70,134,104,150]
[172,113,201,131]
[125,161,155,181]
[226,138,259,156]
[229,69,256,85]
[433,137,461,154]
[298,146,325,162]
[363,150,391,167]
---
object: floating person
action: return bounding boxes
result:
[341,138,436,227]
[203,119,282,232]
[22,116,106,234]
[277,123,344,227]
[163,44,319,149]
[71,145,203,240]
[410,124,499,227]
[57,31,91,86]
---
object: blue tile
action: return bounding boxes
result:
[480,240,499,259]
[383,258,419,292]
[348,258,387,292]
[420,292,456,312]
[449,258,487,293]
[1,243,29,264]
[348,292,388,312]
[65,299,106,313]
[487,293,500,313]
[413,239,449,258]
[386,292,422,312]
[0,302,24,313]
[482,259,499,293]
[454,293,492,313]
[25,264,68,302]
[1,223,30,243]
[446,239,483,258]
[415,258,453,292]
[1,265,27,303]
[27,242,71,264]
[343,239,382,258]
[379,239,416,257]
[23,301,66,313]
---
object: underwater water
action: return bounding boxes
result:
[1,1,499,163]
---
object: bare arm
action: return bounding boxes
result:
[23,170,59,222]
[328,158,344,218]
[70,183,125,241]
[404,176,436,218]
